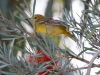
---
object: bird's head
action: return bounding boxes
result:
[33,14,44,22]
[26,14,44,24]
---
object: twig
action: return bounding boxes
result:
[66,64,100,72]
[67,52,96,65]
[57,47,97,66]
[86,50,100,75]
[0,17,34,38]
[57,69,68,75]
[90,0,100,13]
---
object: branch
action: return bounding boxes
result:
[67,52,96,65]
[0,16,35,38]
[90,0,100,13]
[86,50,100,75]
[58,47,98,66]
[66,64,100,72]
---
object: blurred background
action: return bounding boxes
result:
[0,0,100,75]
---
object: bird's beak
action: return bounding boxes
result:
[25,18,31,20]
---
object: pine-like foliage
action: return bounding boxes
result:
[0,0,100,75]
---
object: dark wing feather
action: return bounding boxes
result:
[38,17,66,26]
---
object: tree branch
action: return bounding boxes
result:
[86,50,100,75]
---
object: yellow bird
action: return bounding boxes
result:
[28,14,73,40]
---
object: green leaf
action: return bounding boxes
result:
[86,26,97,40]
[15,15,29,25]
[1,71,17,75]
[77,49,87,57]
[15,46,29,53]
[24,0,30,10]
[0,64,9,69]
[16,6,29,19]
[32,0,36,16]
[9,11,15,23]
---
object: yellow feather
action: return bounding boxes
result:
[29,14,74,40]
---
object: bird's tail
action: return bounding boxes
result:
[64,31,74,41]
[64,31,79,43]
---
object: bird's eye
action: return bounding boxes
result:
[34,17,37,19]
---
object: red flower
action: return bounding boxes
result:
[35,50,51,62]
[28,50,58,75]
[37,71,48,75]
[28,50,51,64]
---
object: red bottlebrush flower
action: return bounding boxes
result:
[28,55,34,64]
[36,65,55,75]
[35,50,50,62]
[28,50,51,64]
[28,50,58,75]
[37,71,48,75]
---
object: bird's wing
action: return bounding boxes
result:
[38,17,65,26]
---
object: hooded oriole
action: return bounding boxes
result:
[27,14,73,40]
